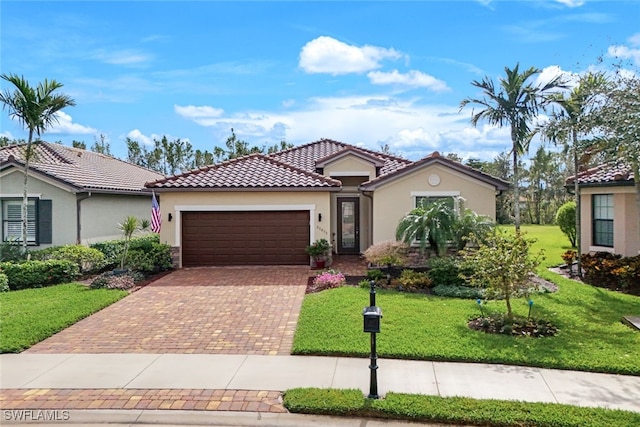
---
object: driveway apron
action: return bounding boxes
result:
[25,266,309,355]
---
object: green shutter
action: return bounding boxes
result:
[38,200,52,244]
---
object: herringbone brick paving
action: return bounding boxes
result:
[26,266,309,355]
[0,389,286,412]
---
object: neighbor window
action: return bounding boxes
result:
[592,194,613,247]
[2,199,36,243]
[1,198,52,245]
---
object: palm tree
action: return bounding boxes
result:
[0,74,75,249]
[542,72,610,277]
[395,199,456,257]
[460,64,565,232]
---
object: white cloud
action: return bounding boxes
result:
[174,95,514,161]
[174,105,224,120]
[555,0,585,7]
[608,44,640,65]
[90,49,153,66]
[299,36,402,75]
[368,70,450,92]
[48,112,96,135]
[125,129,190,147]
[126,129,153,146]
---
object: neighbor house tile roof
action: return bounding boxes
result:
[566,163,635,186]
[0,142,164,193]
[360,151,510,191]
[146,153,342,190]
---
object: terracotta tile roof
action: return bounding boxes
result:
[268,138,411,176]
[361,151,510,191]
[566,163,635,186]
[0,142,164,193]
[147,153,342,190]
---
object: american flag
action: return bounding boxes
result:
[151,192,161,233]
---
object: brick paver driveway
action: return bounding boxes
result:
[26,266,309,355]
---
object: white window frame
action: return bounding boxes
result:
[411,191,461,213]
[2,199,37,243]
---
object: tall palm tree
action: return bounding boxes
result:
[460,64,565,232]
[543,72,610,277]
[0,74,75,249]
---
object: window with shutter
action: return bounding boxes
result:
[2,200,37,243]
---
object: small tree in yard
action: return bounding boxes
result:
[461,229,543,320]
[556,201,577,247]
[117,216,150,270]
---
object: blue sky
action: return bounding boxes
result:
[1,0,639,162]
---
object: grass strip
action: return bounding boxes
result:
[284,388,640,427]
[0,283,127,353]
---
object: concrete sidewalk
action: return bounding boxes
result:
[2,353,639,414]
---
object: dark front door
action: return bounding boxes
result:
[337,197,360,254]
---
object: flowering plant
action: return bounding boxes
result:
[311,269,346,292]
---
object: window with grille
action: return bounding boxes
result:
[592,194,613,247]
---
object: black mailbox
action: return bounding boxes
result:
[363,306,382,333]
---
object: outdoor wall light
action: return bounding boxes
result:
[318,213,322,222]
[168,213,173,222]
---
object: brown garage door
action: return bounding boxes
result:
[181,211,310,266]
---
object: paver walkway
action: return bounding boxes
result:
[26,266,309,355]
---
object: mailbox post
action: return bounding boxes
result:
[363,280,382,399]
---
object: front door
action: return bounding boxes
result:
[337,197,360,254]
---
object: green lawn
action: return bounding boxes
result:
[0,283,127,353]
[293,225,640,375]
[501,224,574,269]
[284,388,640,427]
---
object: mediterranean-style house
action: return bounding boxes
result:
[567,162,639,257]
[147,139,509,267]
[0,142,164,247]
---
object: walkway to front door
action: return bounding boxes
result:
[25,266,309,355]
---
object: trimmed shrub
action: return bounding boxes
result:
[396,269,432,292]
[31,245,105,273]
[556,201,577,247]
[0,272,9,292]
[90,234,171,273]
[0,260,80,290]
[427,256,470,287]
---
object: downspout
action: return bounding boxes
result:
[76,192,91,245]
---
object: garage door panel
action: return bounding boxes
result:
[182,211,310,266]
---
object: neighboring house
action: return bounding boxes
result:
[567,162,639,257]
[147,139,509,267]
[0,142,164,248]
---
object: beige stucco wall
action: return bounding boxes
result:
[580,186,639,257]
[0,168,76,248]
[80,193,155,245]
[324,156,377,180]
[157,191,332,251]
[370,164,499,244]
